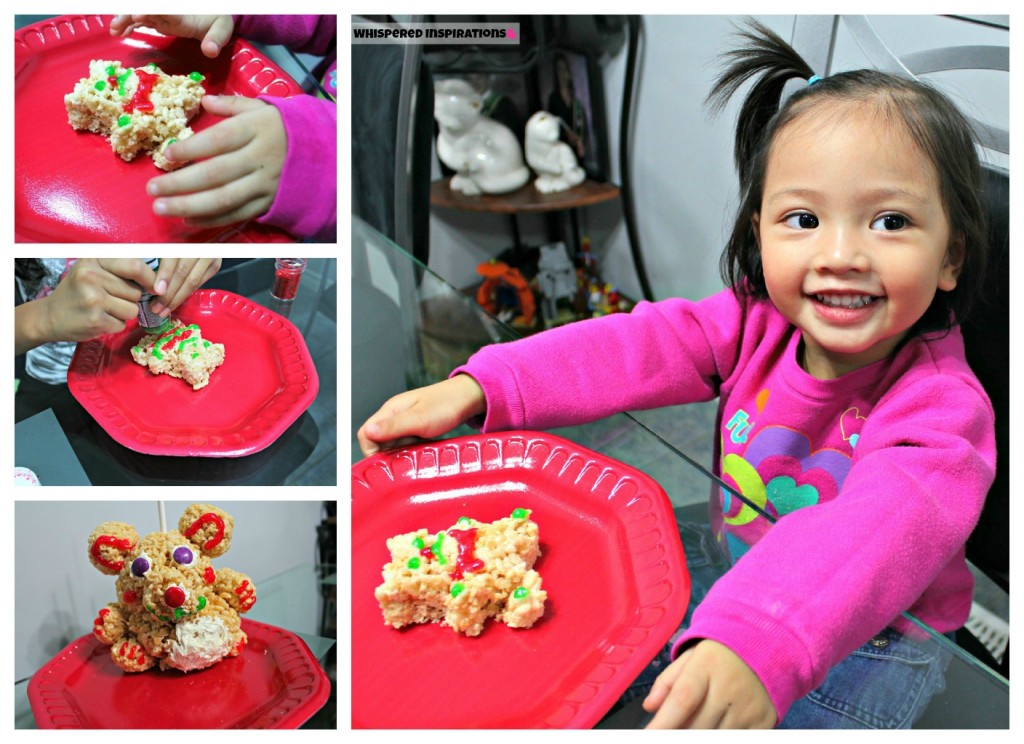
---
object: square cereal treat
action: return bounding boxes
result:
[131,320,225,390]
[375,508,548,636]
[65,60,204,171]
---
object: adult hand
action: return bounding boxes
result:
[643,640,777,729]
[147,96,286,228]
[357,376,487,457]
[149,258,222,316]
[109,15,234,58]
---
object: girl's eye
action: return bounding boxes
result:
[783,212,819,229]
[871,214,908,231]
[172,546,195,566]
[131,553,151,577]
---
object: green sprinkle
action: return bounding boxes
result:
[166,137,177,147]
[412,537,425,550]
[117,114,131,127]
[116,70,132,97]
[132,345,140,355]
[450,582,465,597]
[203,340,210,348]
[197,595,206,611]
[105,64,117,76]
[407,556,421,570]
[189,71,204,82]
[456,516,472,527]
[191,353,199,359]
[431,533,447,564]
[151,348,162,360]
[513,587,530,599]
[512,508,530,519]
[146,62,159,69]
[94,80,107,91]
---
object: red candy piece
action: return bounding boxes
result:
[165,586,186,608]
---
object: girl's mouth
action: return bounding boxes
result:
[811,293,880,310]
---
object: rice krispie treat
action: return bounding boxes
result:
[375,508,548,636]
[88,503,256,673]
[131,319,225,390]
[65,60,205,170]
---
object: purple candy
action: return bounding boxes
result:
[173,546,194,565]
[131,556,150,577]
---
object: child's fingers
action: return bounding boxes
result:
[200,93,268,118]
[201,15,235,58]
[148,154,250,197]
[153,172,265,219]
[108,16,133,35]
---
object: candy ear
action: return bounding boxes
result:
[179,504,234,558]
[88,522,139,575]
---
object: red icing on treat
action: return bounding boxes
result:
[90,535,134,571]
[204,566,216,584]
[235,580,256,610]
[125,68,158,113]
[448,528,485,580]
[123,590,138,603]
[182,512,226,550]
[93,608,110,636]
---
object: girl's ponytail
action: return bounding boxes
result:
[706,20,814,186]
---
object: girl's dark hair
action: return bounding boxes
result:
[708,20,987,334]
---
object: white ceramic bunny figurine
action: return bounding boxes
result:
[434,78,530,195]
[525,111,586,194]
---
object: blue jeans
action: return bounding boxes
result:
[618,520,952,728]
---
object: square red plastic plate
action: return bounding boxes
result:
[351,431,690,728]
[27,619,330,728]
[67,289,319,457]
[15,14,301,242]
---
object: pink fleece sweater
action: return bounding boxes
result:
[454,287,995,721]
[233,15,336,241]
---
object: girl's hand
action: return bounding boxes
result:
[109,15,234,58]
[643,640,777,729]
[146,96,286,228]
[149,259,222,317]
[357,376,487,457]
[42,259,156,343]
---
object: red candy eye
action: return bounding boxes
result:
[123,590,138,603]
[204,566,216,584]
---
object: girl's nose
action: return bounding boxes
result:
[815,228,870,273]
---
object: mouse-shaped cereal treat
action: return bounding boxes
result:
[88,504,256,672]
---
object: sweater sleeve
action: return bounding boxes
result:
[672,369,995,723]
[452,288,751,432]
[255,94,337,241]
[232,15,336,55]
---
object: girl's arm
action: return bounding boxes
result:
[669,371,995,723]
[454,288,760,432]
[253,94,336,241]
[232,15,336,55]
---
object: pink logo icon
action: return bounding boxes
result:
[507,27,517,40]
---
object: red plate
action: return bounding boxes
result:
[67,289,319,457]
[27,619,330,729]
[352,431,690,729]
[15,15,300,242]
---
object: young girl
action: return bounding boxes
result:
[109,15,337,241]
[358,22,996,728]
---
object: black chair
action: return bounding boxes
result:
[957,164,1010,679]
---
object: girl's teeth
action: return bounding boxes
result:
[815,294,875,309]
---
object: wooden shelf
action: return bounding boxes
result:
[430,177,621,215]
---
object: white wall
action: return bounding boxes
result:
[14,500,327,681]
[426,14,1008,302]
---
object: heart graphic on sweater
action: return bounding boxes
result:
[766,476,819,515]
[840,407,867,449]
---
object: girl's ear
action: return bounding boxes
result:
[940,231,966,291]
[751,212,762,249]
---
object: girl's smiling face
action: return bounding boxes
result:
[755,103,962,379]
